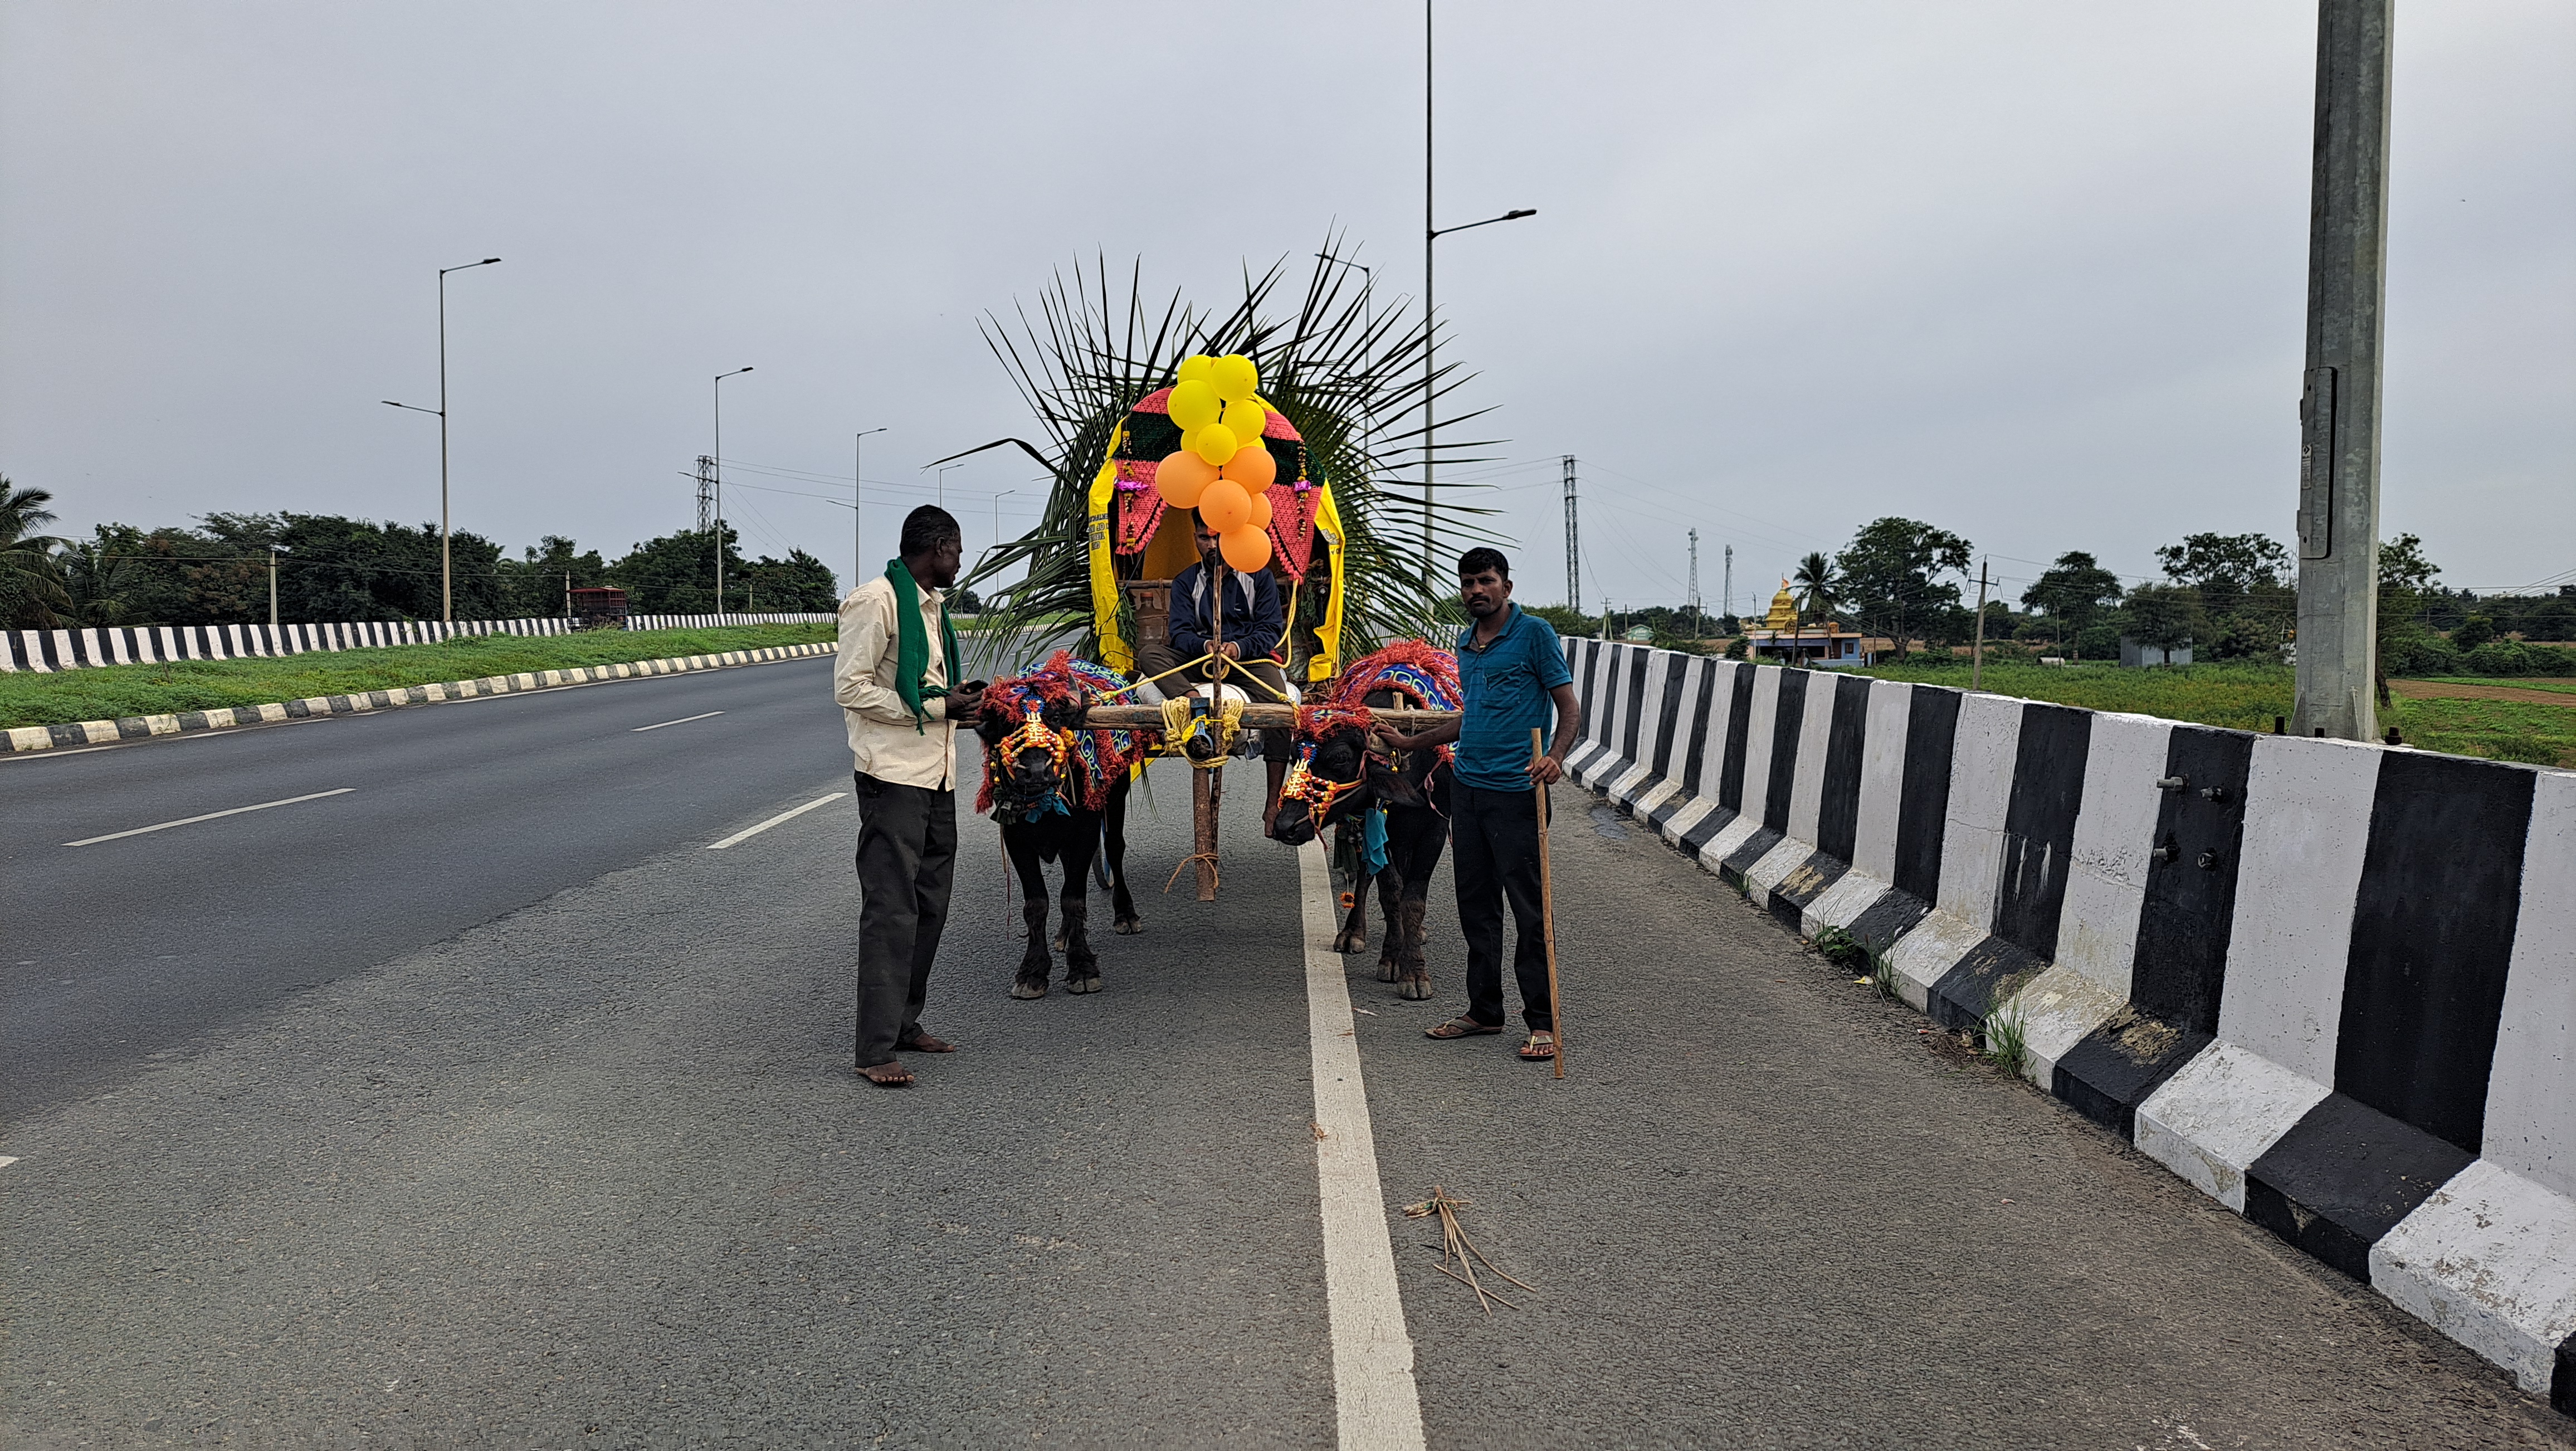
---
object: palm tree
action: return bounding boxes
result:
[1791,551,1838,624]
[0,477,71,629]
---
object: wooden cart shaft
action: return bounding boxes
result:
[1078,704,1460,731]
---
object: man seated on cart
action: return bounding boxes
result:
[1135,508,1297,822]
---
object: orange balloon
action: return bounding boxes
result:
[1218,441,1276,491]
[1247,489,1274,530]
[1157,450,1216,509]
[1198,478,1252,532]
[1219,524,1273,572]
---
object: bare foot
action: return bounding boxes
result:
[860,1061,915,1087]
[897,1031,957,1053]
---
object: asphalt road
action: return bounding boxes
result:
[1,655,848,1121]
[4,666,2569,1448]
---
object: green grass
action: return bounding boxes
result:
[1857,660,2298,734]
[0,623,836,731]
[1856,658,2574,768]
[2413,676,2576,695]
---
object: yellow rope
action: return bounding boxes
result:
[1098,647,1294,704]
[1159,695,1245,768]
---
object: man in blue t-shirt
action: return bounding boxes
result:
[1386,547,1581,1060]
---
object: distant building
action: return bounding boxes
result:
[2120,636,2192,668]
[1740,580,1885,668]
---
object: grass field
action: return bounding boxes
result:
[0,623,837,732]
[1854,659,2574,768]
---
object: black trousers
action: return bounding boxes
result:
[1450,782,1554,1031]
[853,771,957,1068]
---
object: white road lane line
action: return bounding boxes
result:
[62,788,357,848]
[705,792,846,850]
[1297,837,1427,1451]
[632,710,726,732]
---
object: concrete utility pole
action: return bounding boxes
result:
[269,547,279,631]
[1562,455,1580,611]
[1724,544,1733,624]
[1687,529,1701,634]
[2292,0,2392,741]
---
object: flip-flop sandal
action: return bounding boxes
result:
[1518,1031,1558,1060]
[1425,1016,1504,1039]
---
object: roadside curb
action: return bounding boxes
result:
[0,642,836,754]
[1557,637,2576,1418]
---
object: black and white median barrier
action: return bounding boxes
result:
[0,642,836,753]
[1559,636,2576,1414]
[1,613,835,674]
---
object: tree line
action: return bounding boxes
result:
[1531,514,2575,678]
[0,478,862,629]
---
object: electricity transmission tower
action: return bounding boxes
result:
[1687,529,1700,634]
[1562,455,1580,612]
[695,455,717,534]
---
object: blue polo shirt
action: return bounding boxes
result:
[1451,604,1574,792]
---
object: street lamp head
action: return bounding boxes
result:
[1504,208,1536,220]
[482,257,501,264]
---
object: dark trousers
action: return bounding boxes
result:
[1451,783,1553,1030]
[853,771,957,1068]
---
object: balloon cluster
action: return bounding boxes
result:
[1153,353,1276,572]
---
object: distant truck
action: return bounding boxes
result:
[569,586,628,630]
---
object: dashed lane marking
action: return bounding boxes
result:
[632,710,726,732]
[1297,836,1427,1451]
[705,792,846,850]
[62,788,358,848]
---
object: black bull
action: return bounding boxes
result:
[1266,702,1450,1001]
[975,710,1140,1000]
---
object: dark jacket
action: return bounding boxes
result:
[1168,561,1284,661]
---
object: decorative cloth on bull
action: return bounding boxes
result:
[974,651,1154,818]
[1276,639,1463,821]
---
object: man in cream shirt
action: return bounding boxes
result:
[833,506,982,1087]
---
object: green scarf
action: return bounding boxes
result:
[887,557,960,733]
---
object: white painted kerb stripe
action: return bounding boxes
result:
[64,788,357,847]
[705,792,846,850]
[632,710,725,732]
[1297,837,1427,1451]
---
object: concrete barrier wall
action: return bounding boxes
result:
[1,613,835,673]
[1558,637,2576,1411]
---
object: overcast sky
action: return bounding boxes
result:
[3,1,2569,613]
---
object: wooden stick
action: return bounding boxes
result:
[1079,703,1458,731]
[1534,727,1566,1080]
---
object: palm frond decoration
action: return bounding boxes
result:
[941,237,1502,676]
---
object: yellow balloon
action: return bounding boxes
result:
[1175,354,1216,386]
[1168,379,1221,431]
[1189,422,1238,466]
[1210,353,1258,402]
[1220,398,1265,442]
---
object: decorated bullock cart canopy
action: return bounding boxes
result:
[937,244,1501,682]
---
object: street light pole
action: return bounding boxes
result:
[853,426,888,592]
[433,258,500,621]
[937,464,960,508]
[713,367,753,616]
[1421,4,1534,588]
